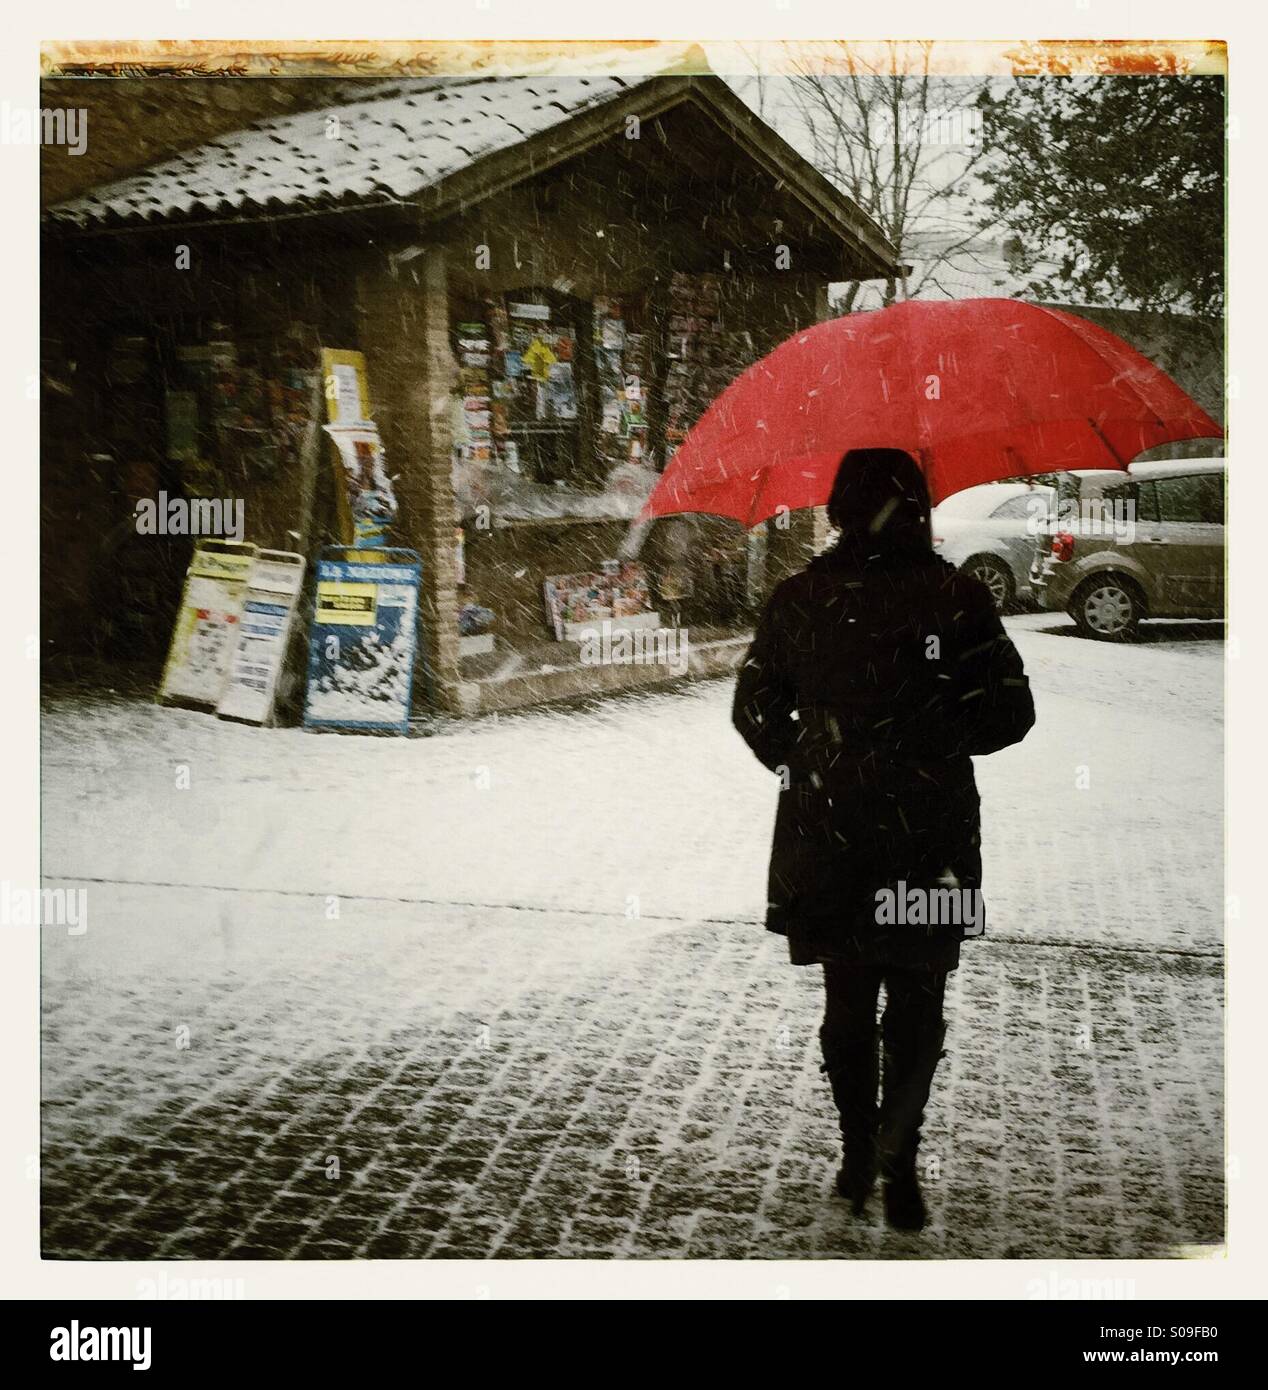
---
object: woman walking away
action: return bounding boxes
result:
[733,449,1035,1232]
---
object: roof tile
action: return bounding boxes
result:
[46,75,637,228]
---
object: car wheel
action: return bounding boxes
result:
[964,555,1015,611]
[1070,575,1143,641]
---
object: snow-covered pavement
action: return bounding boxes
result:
[41,614,1223,951]
[39,614,1224,1260]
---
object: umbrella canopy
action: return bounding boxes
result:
[641,298,1222,526]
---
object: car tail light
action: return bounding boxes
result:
[1051,531,1076,563]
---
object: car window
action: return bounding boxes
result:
[1084,483,1135,526]
[990,494,1043,520]
[1195,472,1224,524]
[1156,473,1223,524]
[1135,481,1159,524]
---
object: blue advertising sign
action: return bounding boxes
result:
[303,548,422,734]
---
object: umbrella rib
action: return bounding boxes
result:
[1085,415,1129,467]
[1041,304,1188,435]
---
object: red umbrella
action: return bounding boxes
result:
[641,298,1221,525]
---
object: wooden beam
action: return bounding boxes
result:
[357,243,462,713]
[416,75,899,281]
[679,76,898,277]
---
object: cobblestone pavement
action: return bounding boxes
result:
[40,620,1225,1260]
[42,885,1222,1261]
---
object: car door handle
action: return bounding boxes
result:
[1146,537,1167,544]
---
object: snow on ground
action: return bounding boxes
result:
[42,613,1223,955]
[38,615,1224,1260]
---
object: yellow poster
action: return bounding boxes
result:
[188,546,256,582]
[320,348,370,425]
[319,348,385,546]
[315,581,377,626]
[158,540,260,707]
[523,337,557,382]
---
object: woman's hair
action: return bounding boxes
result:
[826,448,932,553]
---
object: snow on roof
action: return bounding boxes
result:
[932,480,1054,516]
[837,237,1116,313]
[1129,457,1224,477]
[44,75,641,229]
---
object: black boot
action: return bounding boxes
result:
[834,1147,876,1215]
[819,1023,879,1215]
[877,993,946,1233]
[882,1164,927,1231]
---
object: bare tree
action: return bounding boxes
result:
[785,42,991,310]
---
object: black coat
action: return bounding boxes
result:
[733,541,1035,968]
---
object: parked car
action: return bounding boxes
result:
[1029,458,1225,639]
[932,481,1055,609]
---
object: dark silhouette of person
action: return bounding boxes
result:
[733,448,1035,1230]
